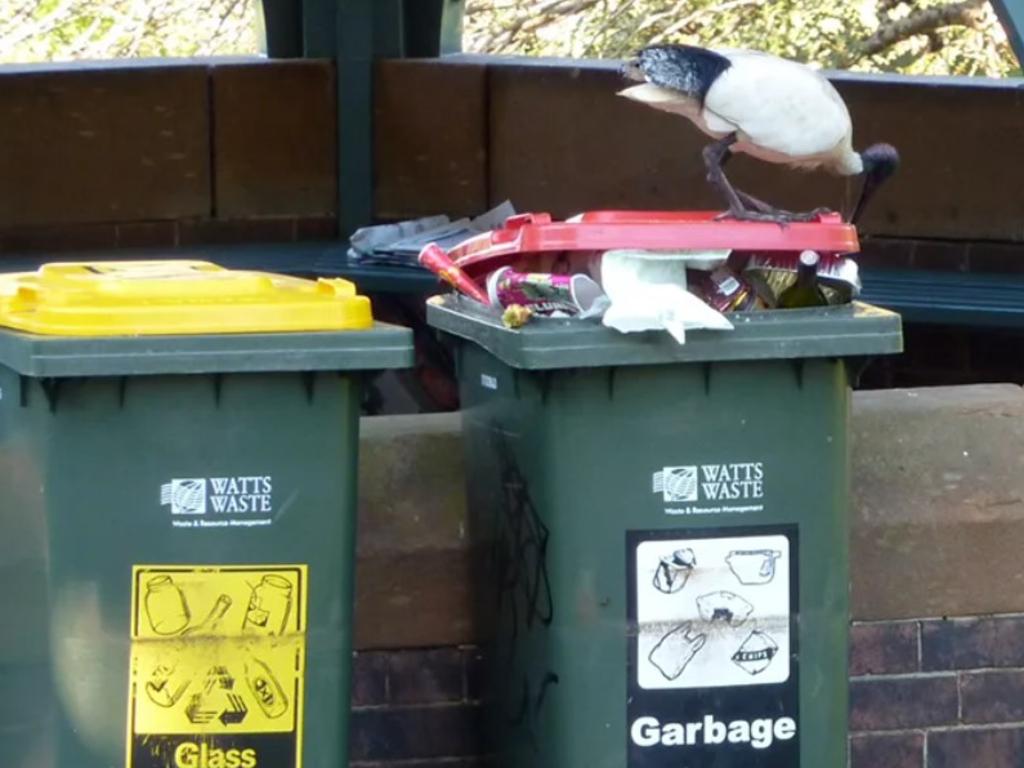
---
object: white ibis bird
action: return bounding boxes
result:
[619,44,899,225]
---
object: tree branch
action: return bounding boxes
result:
[858,0,986,56]
[465,0,603,53]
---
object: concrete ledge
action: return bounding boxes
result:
[355,413,472,649]
[852,384,1024,620]
[355,385,1024,649]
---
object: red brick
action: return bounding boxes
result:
[116,221,177,248]
[351,651,389,707]
[212,61,336,218]
[928,727,1024,768]
[349,704,481,762]
[0,65,210,227]
[922,616,1024,671]
[850,732,924,768]
[851,622,920,676]
[961,670,1024,724]
[388,648,465,705]
[850,676,958,731]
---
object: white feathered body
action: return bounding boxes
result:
[620,49,863,176]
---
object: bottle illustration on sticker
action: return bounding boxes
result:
[243,575,293,636]
[144,575,191,636]
[182,594,232,636]
[245,654,289,719]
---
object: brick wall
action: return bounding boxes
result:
[350,647,483,767]
[851,615,1024,767]
[348,614,1024,767]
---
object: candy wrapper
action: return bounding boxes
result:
[743,251,860,307]
[418,243,490,304]
[486,267,608,317]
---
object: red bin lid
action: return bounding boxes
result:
[449,210,860,279]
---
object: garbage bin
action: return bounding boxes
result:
[0,261,413,768]
[426,214,902,768]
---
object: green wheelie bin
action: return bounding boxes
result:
[428,283,901,768]
[0,260,413,768]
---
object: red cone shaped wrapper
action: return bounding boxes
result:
[418,243,490,304]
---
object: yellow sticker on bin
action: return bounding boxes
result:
[127,564,308,768]
[0,261,373,335]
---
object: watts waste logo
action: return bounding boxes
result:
[162,479,208,515]
[161,477,274,528]
[652,463,765,515]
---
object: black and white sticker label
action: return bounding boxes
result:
[627,526,799,766]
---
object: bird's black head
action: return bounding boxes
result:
[851,143,900,225]
[618,45,731,102]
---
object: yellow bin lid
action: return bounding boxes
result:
[0,260,374,336]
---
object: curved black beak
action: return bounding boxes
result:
[850,174,881,226]
[849,143,900,226]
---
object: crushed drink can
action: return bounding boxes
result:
[743,250,861,307]
[486,267,606,316]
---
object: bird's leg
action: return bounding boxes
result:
[714,152,779,215]
[736,191,782,215]
[705,137,833,224]
[702,134,747,217]
[705,138,795,224]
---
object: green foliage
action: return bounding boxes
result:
[463,0,1019,76]
[0,0,1017,78]
[0,0,257,62]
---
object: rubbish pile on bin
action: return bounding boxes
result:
[417,210,863,344]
